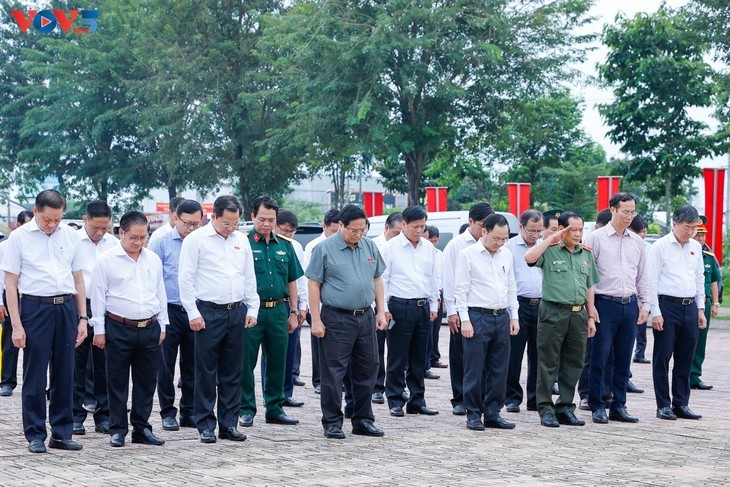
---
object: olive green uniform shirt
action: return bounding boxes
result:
[531,241,600,305]
[702,248,721,298]
[248,231,303,300]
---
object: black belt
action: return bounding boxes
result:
[106,312,158,328]
[261,298,287,309]
[543,301,585,312]
[324,305,369,316]
[23,294,73,305]
[658,295,695,306]
[517,296,541,306]
[468,307,507,316]
[389,297,428,307]
[168,303,186,313]
[197,299,242,310]
[596,294,637,305]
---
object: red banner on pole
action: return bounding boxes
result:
[362,192,383,217]
[703,168,725,265]
[506,183,531,217]
[425,187,448,212]
[596,176,622,212]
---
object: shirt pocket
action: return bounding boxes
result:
[548,262,569,274]
[274,253,289,276]
[252,252,266,275]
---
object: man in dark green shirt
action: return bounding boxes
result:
[239,196,303,428]
[525,211,599,428]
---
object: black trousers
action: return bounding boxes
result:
[449,328,464,406]
[375,329,387,393]
[634,324,648,360]
[652,299,699,409]
[385,298,430,408]
[194,301,246,432]
[505,299,538,408]
[158,304,195,420]
[20,297,78,442]
[105,317,161,436]
[319,306,377,427]
[0,290,19,390]
[307,312,320,388]
[73,299,108,424]
[463,310,510,421]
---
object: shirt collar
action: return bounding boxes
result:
[557,239,582,253]
[395,232,421,248]
[514,233,527,247]
[253,230,277,244]
[335,230,355,250]
[606,222,628,237]
[27,217,62,236]
[171,227,182,240]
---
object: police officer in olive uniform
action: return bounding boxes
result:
[690,219,720,391]
[525,211,599,428]
[239,196,303,427]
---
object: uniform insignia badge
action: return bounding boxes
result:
[276,250,286,255]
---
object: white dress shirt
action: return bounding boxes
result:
[442,229,480,316]
[454,241,518,322]
[0,218,82,296]
[178,222,259,321]
[76,227,119,296]
[148,223,173,245]
[90,245,169,335]
[647,231,704,317]
[291,238,308,311]
[505,233,542,298]
[372,233,387,249]
[0,240,7,293]
[303,232,328,270]
[380,232,440,313]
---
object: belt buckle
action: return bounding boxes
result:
[571,305,582,312]
[227,303,236,310]
[492,309,500,316]
[137,320,149,328]
[353,309,365,316]
[416,299,426,307]
[681,298,692,305]
[530,299,539,306]
[52,296,64,305]
[620,297,631,305]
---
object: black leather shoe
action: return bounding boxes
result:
[484,417,515,429]
[293,377,305,387]
[406,405,439,415]
[556,410,585,426]
[505,403,520,413]
[200,429,217,443]
[609,407,639,423]
[95,421,110,434]
[72,422,86,435]
[466,418,485,431]
[626,380,644,393]
[284,397,304,407]
[314,385,321,394]
[0,385,13,396]
[424,370,440,380]
[266,413,299,425]
[324,424,346,439]
[48,438,83,450]
[352,420,384,437]
[656,407,677,420]
[552,383,560,395]
[131,428,165,446]
[219,426,246,441]
[401,391,410,402]
[28,440,46,453]
[452,404,467,416]
[691,381,713,390]
[633,357,650,364]
[430,361,448,369]
[540,412,560,428]
[162,417,180,431]
[239,414,254,427]
[591,408,609,424]
[371,392,385,404]
[179,416,197,428]
[672,406,702,420]
[110,433,125,447]
[390,406,405,417]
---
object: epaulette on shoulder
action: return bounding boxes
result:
[242,232,249,237]
[703,250,715,257]
[276,232,293,243]
[580,244,593,252]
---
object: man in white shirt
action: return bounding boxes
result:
[91,211,168,447]
[148,196,184,245]
[442,202,494,415]
[1,190,88,453]
[179,195,259,443]
[381,206,440,417]
[647,205,706,421]
[72,200,118,436]
[455,214,519,430]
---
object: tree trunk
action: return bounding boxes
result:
[235,144,252,217]
[404,152,426,206]
[338,164,347,208]
[167,185,178,200]
[664,172,672,230]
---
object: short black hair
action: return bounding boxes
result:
[338,204,367,226]
[520,209,543,227]
[119,211,148,232]
[277,210,298,229]
[596,209,612,227]
[672,205,699,224]
[609,192,635,209]
[86,200,112,219]
[458,223,469,234]
[484,213,509,232]
[426,225,439,238]
[558,211,582,228]
[385,212,403,228]
[252,195,279,216]
[544,214,559,228]
[17,210,33,224]
[169,196,185,213]
[67,222,81,229]
[176,199,203,217]
[212,195,242,218]
[468,202,494,223]
[629,215,647,233]
[35,189,66,211]
[323,208,341,226]
[402,205,428,224]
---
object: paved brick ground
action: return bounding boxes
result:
[1,316,729,486]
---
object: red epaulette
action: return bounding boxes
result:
[580,244,593,252]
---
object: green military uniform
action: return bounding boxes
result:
[690,246,720,386]
[532,240,600,416]
[240,231,303,419]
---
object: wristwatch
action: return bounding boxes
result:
[290,310,297,315]
[79,316,89,321]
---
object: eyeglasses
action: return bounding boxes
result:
[617,210,637,217]
[277,226,297,237]
[126,234,148,243]
[679,224,698,234]
[488,233,509,244]
[346,226,368,234]
[219,220,240,229]
[523,229,542,235]
[180,220,202,229]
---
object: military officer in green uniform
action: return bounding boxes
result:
[690,220,720,390]
[525,211,599,428]
[239,196,303,427]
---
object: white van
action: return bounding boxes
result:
[367,210,520,251]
